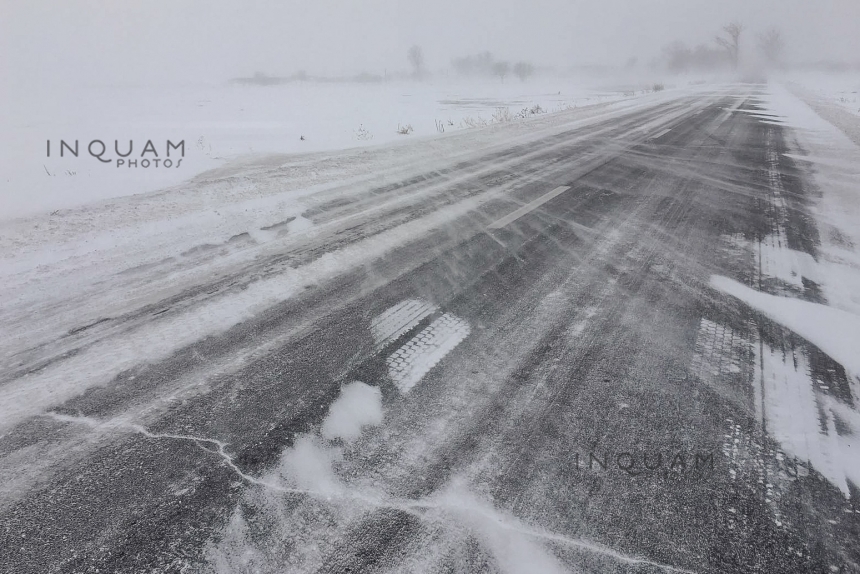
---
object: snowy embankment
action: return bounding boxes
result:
[0,83,682,433]
[1,79,646,219]
[711,83,860,495]
[785,71,860,118]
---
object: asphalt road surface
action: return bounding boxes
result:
[2,87,858,573]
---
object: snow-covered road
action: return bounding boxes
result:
[1,84,859,573]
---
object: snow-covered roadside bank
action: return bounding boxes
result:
[711,83,860,496]
[0,87,690,299]
[0,89,674,292]
[0,86,694,434]
[784,72,860,118]
[0,79,653,220]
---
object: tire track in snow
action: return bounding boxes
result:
[385,313,472,394]
[370,298,438,350]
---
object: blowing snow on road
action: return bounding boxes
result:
[3,2,860,573]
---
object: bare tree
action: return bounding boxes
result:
[407,45,424,79]
[513,61,534,82]
[757,28,784,68]
[662,41,728,73]
[715,21,745,70]
[492,61,510,82]
[452,51,495,77]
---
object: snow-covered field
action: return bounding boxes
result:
[785,71,860,117]
[1,78,647,219]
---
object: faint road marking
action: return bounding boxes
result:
[651,127,672,140]
[487,185,571,229]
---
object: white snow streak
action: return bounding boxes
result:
[753,342,859,497]
[711,275,860,378]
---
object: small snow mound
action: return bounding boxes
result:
[320,381,383,443]
[287,215,314,233]
[276,434,344,495]
[246,227,278,244]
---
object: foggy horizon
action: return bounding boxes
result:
[4,0,860,88]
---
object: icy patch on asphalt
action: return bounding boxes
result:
[711,276,860,378]
[386,313,471,393]
[721,417,792,528]
[246,227,279,244]
[370,299,438,350]
[320,382,383,444]
[690,318,752,413]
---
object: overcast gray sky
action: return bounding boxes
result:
[3,0,859,86]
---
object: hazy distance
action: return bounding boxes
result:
[3,0,859,87]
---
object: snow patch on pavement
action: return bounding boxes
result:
[711,276,860,379]
[710,84,860,500]
[758,240,817,290]
[320,382,383,444]
[754,340,858,497]
[287,215,315,234]
[276,435,348,497]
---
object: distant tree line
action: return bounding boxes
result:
[656,21,785,73]
[230,70,387,86]
[450,51,535,82]
[662,42,730,73]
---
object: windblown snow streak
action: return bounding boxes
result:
[711,276,860,377]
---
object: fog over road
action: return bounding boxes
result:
[1,87,858,573]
